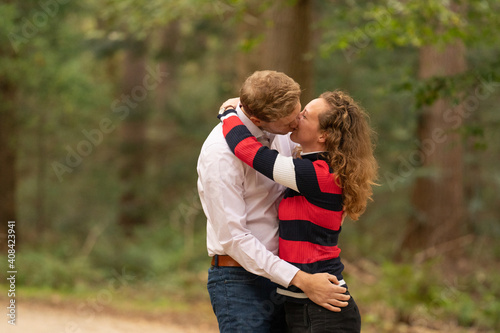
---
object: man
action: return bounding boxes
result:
[197,71,349,332]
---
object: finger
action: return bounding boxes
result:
[326,292,350,301]
[321,303,342,312]
[327,275,340,284]
[334,293,351,301]
[328,299,349,308]
[331,285,347,294]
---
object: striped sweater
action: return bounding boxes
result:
[219,109,345,301]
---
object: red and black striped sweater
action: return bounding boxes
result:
[219,109,345,300]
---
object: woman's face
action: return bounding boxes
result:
[290,98,328,152]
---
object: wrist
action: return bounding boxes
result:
[219,105,236,114]
[219,105,236,117]
[290,270,308,289]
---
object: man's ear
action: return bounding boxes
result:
[249,116,262,127]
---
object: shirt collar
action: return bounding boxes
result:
[236,105,270,141]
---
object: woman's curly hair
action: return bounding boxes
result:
[318,90,378,221]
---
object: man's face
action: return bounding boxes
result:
[258,102,301,135]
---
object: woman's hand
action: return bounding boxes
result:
[219,97,240,114]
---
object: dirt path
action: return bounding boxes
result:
[2,302,219,333]
[2,300,491,333]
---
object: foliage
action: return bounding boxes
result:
[0,1,499,331]
[350,258,500,331]
[321,0,500,51]
[320,0,500,116]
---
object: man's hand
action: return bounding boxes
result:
[290,271,350,312]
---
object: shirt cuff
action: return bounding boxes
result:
[270,261,301,288]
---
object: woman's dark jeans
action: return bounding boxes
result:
[284,291,361,333]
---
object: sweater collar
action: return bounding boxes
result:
[300,151,328,161]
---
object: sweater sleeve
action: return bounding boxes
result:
[219,109,313,193]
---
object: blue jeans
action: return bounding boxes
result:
[207,266,287,333]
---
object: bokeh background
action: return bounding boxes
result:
[1,0,499,332]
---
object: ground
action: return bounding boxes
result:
[2,299,219,333]
[0,294,494,333]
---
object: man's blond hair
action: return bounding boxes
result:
[240,70,301,122]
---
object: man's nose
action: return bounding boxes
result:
[290,118,299,130]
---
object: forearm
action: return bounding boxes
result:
[223,239,300,287]
[219,109,304,192]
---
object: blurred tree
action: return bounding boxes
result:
[235,1,267,84]
[229,0,313,101]
[0,43,17,231]
[90,0,239,233]
[1,0,37,241]
[154,22,180,112]
[1,0,495,264]
[319,0,500,259]
[400,41,467,253]
[117,38,150,234]
[261,0,314,103]
[1,0,90,239]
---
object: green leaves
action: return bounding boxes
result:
[321,0,500,57]
[85,0,245,39]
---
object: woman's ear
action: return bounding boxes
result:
[318,132,327,143]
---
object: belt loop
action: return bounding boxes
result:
[214,255,219,267]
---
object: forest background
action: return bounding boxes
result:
[1,0,500,332]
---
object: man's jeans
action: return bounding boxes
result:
[207,266,287,333]
[284,290,361,333]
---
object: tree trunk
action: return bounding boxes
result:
[35,111,47,235]
[154,22,179,112]
[463,103,482,234]
[0,82,17,242]
[261,0,314,104]
[0,46,17,249]
[117,39,149,235]
[399,41,467,257]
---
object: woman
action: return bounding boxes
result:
[218,90,378,332]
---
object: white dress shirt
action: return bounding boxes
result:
[197,106,300,288]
